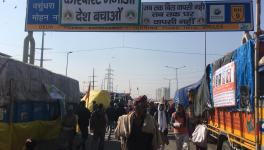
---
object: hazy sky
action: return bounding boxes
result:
[0,0,263,99]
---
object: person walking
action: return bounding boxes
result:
[115,95,162,150]
[61,106,77,150]
[157,103,169,150]
[77,101,91,150]
[186,89,195,138]
[90,103,108,150]
[92,101,98,112]
[171,104,189,150]
[106,102,117,141]
[148,101,157,117]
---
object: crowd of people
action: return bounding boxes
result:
[114,93,208,150]
[24,92,207,150]
[59,99,130,150]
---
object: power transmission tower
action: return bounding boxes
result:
[101,79,104,90]
[105,64,114,92]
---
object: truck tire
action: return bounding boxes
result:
[221,140,232,150]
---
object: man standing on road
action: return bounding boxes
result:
[115,95,162,150]
[77,101,91,150]
[171,104,189,150]
[106,102,117,141]
[61,106,77,150]
[90,103,108,150]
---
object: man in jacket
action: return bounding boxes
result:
[115,95,162,150]
[77,101,91,150]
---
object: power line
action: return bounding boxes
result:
[43,46,225,56]
[124,46,223,56]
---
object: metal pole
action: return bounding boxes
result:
[205,32,207,68]
[93,68,95,90]
[168,79,171,98]
[165,65,185,91]
[255,0,261,149]
[176,68,178,91]
[168,79,171,93]
[66,51,72,76]
[129,80,131,94]
[40,31,44,67]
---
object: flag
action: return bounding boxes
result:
[82,82,91,107]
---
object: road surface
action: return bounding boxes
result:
[36,131,217,150]
[103,131,217,150]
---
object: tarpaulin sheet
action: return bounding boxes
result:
[212,40,255,111]
[0,56,79,104]
[82,90,110,111]
[174,80,201,108]
[232,40,255,111]
[193,65,212,116]
[175,40,255,114]
[0,56,79,149]
[0,120,60,150]
[0,123,11,150]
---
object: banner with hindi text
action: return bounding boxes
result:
[61,0,140,25]
[213,61,236,107]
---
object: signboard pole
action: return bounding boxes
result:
[255,0,261,149]
[23,31,35,64]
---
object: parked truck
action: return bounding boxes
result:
[207,35,264,150]
[0,56,80,150]
[174,34,264,150]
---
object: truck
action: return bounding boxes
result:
[0,55,80,150]
[174,34,264,150]
[207,35,264,150]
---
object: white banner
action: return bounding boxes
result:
[61,0,140,25]
[213,61,236,107]
[142,2,206,26]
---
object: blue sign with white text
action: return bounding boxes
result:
[26,0,59,25]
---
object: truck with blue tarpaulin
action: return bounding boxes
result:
[0,56,80,150]
[174,35,264,150]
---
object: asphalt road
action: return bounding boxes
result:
[103,131,217,150]
[36,130,217,150]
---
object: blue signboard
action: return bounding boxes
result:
[26,0,59,25]
[25,0,253,32]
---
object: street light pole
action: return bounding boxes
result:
[164,78,174,98]
[165,65,186,91]
[176,68,178,91]
[66,51,72,76]
[40,31,45,67]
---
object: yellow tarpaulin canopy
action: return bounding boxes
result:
[82,90,110,111]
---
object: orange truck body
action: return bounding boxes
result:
[208,37,264,150]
